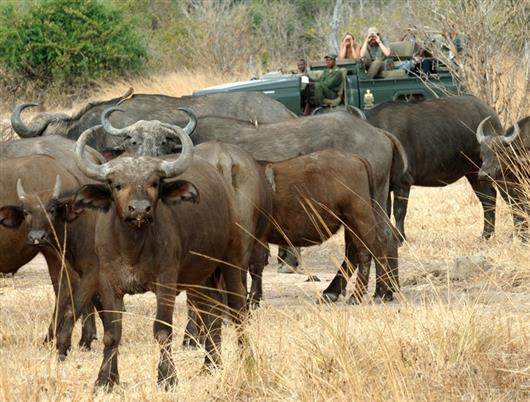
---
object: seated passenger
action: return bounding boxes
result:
[302,54,342,115]
[395,26,420,73]
[339,32,360,59]
[360,26,392,79]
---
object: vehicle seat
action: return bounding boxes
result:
[380,41,415,78]
[322,68,348,107]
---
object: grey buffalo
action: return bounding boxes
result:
[476,115,528,239]
[364,95,504,242]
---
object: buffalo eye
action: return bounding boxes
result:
[115,184,123,191]
[23,209,30,217]
[150,181,158,189]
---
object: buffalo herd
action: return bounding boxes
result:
[0,91,528,390]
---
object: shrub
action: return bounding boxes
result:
[0,0,147,88]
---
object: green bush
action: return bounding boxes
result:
[0,0,147,87]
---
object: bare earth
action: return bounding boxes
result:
[1,179,529,401]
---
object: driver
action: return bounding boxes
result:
[303,53,342,115]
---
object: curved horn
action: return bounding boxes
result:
[75,125,110,182]
[158,125,194,178]
[11,103,45,138]
[16,178,26,200]
[347,105,367,120]
[475,116,491,144]
[52,175,62,199]
[502,120,520,144]
[177,107,198,136]
[101,107,128,136]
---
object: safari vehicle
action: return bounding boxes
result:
[193,41,463,115]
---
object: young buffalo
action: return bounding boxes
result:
[256,149,395,303]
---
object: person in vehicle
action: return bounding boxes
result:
[303,54,342,115]
[396,26,422,73]
[339,32,360,59]
[297,58,308,74]
[360,26,391,79]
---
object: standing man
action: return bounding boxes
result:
[360,26,392,79]
[303,54,343,115]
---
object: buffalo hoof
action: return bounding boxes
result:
[57,353,67,362]
[79,335,97,351]
[481,231,494,240]
[372,291,395,304]
[182,336,201,350]
[318,292,340,303]
[305,274,321,282]
[157,376,177,392]
[95,373,119,393]
[346,294,364,305]
[277,263,300,274]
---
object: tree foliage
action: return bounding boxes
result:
[0,0,147,88]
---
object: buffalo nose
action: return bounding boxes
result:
[127,200,152,214]
[28,230,49,245]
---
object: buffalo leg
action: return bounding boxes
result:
[154,279,178,390]
[392,184,411,243]
[182,301,201,349]
[79,303,98,350]
[248,242,269,307]
[375,221,400,296]
[499,184,529,241]
[321,240,359,302]
[56,269,99,359]
[467,174,496,239]
[95,283,123,390]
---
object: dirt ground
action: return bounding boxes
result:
[1,179,529,401]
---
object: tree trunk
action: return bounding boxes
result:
[329,0,342,55]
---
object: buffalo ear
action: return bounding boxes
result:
[161,180,200,204]
[0,206,24,228]
[73,184,112,213]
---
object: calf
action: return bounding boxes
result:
[70,125,247,390]
[255,149,395,303]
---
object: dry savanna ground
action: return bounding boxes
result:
[1,72,529,401]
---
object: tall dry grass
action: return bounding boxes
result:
[1,180,529,401]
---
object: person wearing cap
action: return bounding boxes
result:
[360,26,391,79]
[303,53,342,115]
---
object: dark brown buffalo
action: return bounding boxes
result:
[68,125,247,390]
[0,154,99,348]
[476,116,529,239]
[254,149,395,302]
[364,95,503,242]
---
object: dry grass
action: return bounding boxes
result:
[1,180,529,401]
[1,65,530,401]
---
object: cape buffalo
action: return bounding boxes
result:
[70,124,247,390]
[10,92,296,153]
[0,154,99,349]
[256,149,395,303]
[101,108,406,301]
[364,95,503,242]
[476,116,528,239]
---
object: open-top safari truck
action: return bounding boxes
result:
[193,41,462,115]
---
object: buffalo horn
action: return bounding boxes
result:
[348,105,367,120]
[101,107,128,136]
[75,125,110,182]
[52,175,62,199]
[158,124,194,178]
[475,116,491,144]
[16,179,26,200]
[502,120,520,144]
[10,103,46,138]
[177,107,198,136]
